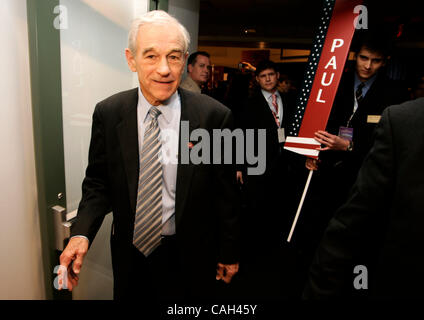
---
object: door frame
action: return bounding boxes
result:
[150,0,168,11]
[26,0,70,300]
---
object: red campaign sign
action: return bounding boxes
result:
[284,0,362,159]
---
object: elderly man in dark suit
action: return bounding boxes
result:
[304,98,424,298]
[58,10,239,304]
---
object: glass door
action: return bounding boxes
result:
[27,0,149,299]
[59,0,142,299]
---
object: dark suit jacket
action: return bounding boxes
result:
[293,71,407,256]
[320,71,407,193]
[239,88,294,178]
[71,88,240,297]
[304,98,424,298]
[237,88,295,245]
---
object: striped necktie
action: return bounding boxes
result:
[271,93,280,127]
[133,106,163,257]
[271,93,279,114]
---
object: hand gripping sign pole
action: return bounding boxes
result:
[285,0,363,242]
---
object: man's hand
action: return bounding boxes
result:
[314,130,350,151]
[305,158,320,171]
[216,262,239,283]
[58,237,89,291]
[236,171,244,185]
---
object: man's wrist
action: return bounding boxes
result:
[346,140,354,152]
[70,235,90,244]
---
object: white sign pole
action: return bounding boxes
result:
[287,169,314,242]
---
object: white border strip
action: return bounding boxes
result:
[285,136,320,145]
[284,146,319,157]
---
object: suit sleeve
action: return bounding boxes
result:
[303,107,396,298]
[215,109,240,264]
[71,103,112,243]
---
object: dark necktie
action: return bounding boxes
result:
[133,106,163,257]
[356,82,365,103]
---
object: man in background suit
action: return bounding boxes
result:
[235,60,296,299]
[180,51,211,94]
[304,98,424,298]
[58,10,239,305]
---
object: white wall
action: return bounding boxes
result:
[0,0,45,299]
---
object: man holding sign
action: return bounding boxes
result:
[299,33,407,262]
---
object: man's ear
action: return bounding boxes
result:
[187,62,193,74]
[125,48,137,72]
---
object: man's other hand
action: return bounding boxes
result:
[216,262,239,283]
[305,158,320,171]
[236,171,244,185]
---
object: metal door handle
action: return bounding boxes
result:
[51,205,77,251]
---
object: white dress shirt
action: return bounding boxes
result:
[261,89,283,127]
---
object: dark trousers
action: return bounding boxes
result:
[234,172,304,300]
[121,236,184,305]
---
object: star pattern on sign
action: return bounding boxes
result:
[289,0,336,136]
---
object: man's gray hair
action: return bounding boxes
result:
[128,10,190,54]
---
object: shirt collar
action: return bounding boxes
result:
[137,87,179,124]
[354,72,377,92]
[261,88,280,100]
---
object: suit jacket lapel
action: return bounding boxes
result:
[116,88,139,214]
[280,91,289,130]
[175,88,199,229]
[340,73,356,125]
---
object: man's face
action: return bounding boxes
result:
[277,80,291,93]
[355,47,386,82]
[188,55,211,85]
[256,68,279,93]
[125,24,187,106]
